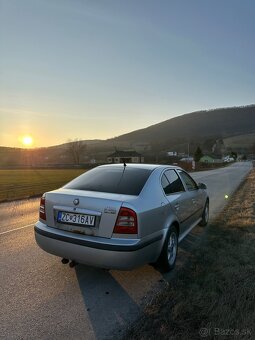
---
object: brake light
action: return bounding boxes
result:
[39,194,46,220]
[113,207,138,234]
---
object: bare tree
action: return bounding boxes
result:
[67,139,86,165]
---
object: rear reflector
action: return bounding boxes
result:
[39,194,46,221]
[113,207,138,234]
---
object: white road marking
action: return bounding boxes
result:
[0,223,34,235]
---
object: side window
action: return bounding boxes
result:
[161,170,185,195]
[161,174,171,195]
[178,170,198,191]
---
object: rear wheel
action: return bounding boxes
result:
[199,200,209,227]
[156,225,178,273]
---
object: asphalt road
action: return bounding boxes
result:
[0,162,252,340]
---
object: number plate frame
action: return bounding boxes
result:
[57,211,95,227]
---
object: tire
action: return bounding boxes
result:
[156,225,178,273]
[199,200,209,227]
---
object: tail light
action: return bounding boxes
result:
[39,194,46,220]
[113,207,138,234]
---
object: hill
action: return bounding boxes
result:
[97,105,255,158]
[1,105,254,166]
[109,105,255,145]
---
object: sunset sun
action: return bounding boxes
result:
[21,135,34,147]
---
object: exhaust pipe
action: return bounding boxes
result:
[69,260,77,268]
[61,258,69,264]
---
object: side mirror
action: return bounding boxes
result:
[198,182,207,190]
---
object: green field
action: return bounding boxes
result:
[0,169,86,202]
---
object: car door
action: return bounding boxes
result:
[177,170,203,227]
[161,169,190,236]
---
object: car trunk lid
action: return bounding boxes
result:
[44,188,137,238]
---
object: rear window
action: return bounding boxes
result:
[63,166,153,195]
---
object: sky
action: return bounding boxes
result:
[0,0,255,148]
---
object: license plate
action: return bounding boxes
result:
[57,211,95,226]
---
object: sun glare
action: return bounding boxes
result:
[21,135,34,147]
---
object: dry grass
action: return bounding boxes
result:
[0,169,85,202]
[124,170,255,340]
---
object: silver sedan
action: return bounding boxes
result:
[34,164,209,272]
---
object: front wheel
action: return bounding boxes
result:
[199,200,209,227]
[156,225,178,273]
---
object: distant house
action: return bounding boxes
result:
[199,155,214,163]
[180,156,194,162]
[167,151,178,157]
[200,155,222,163]
[223,156,235,163]
[107,150,144,164]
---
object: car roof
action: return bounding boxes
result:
[98,163,181,171]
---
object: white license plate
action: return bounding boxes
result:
[57,211,95,226]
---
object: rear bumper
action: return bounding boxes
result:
[34,221,163,270]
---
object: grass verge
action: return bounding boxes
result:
[124,170,255,340]
[0,169,85,202]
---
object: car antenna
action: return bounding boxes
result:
[117,160,127,188]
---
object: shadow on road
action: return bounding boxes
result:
[75,265,141,339]
[75,225,205,339]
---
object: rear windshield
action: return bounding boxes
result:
[63,166,153,195]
